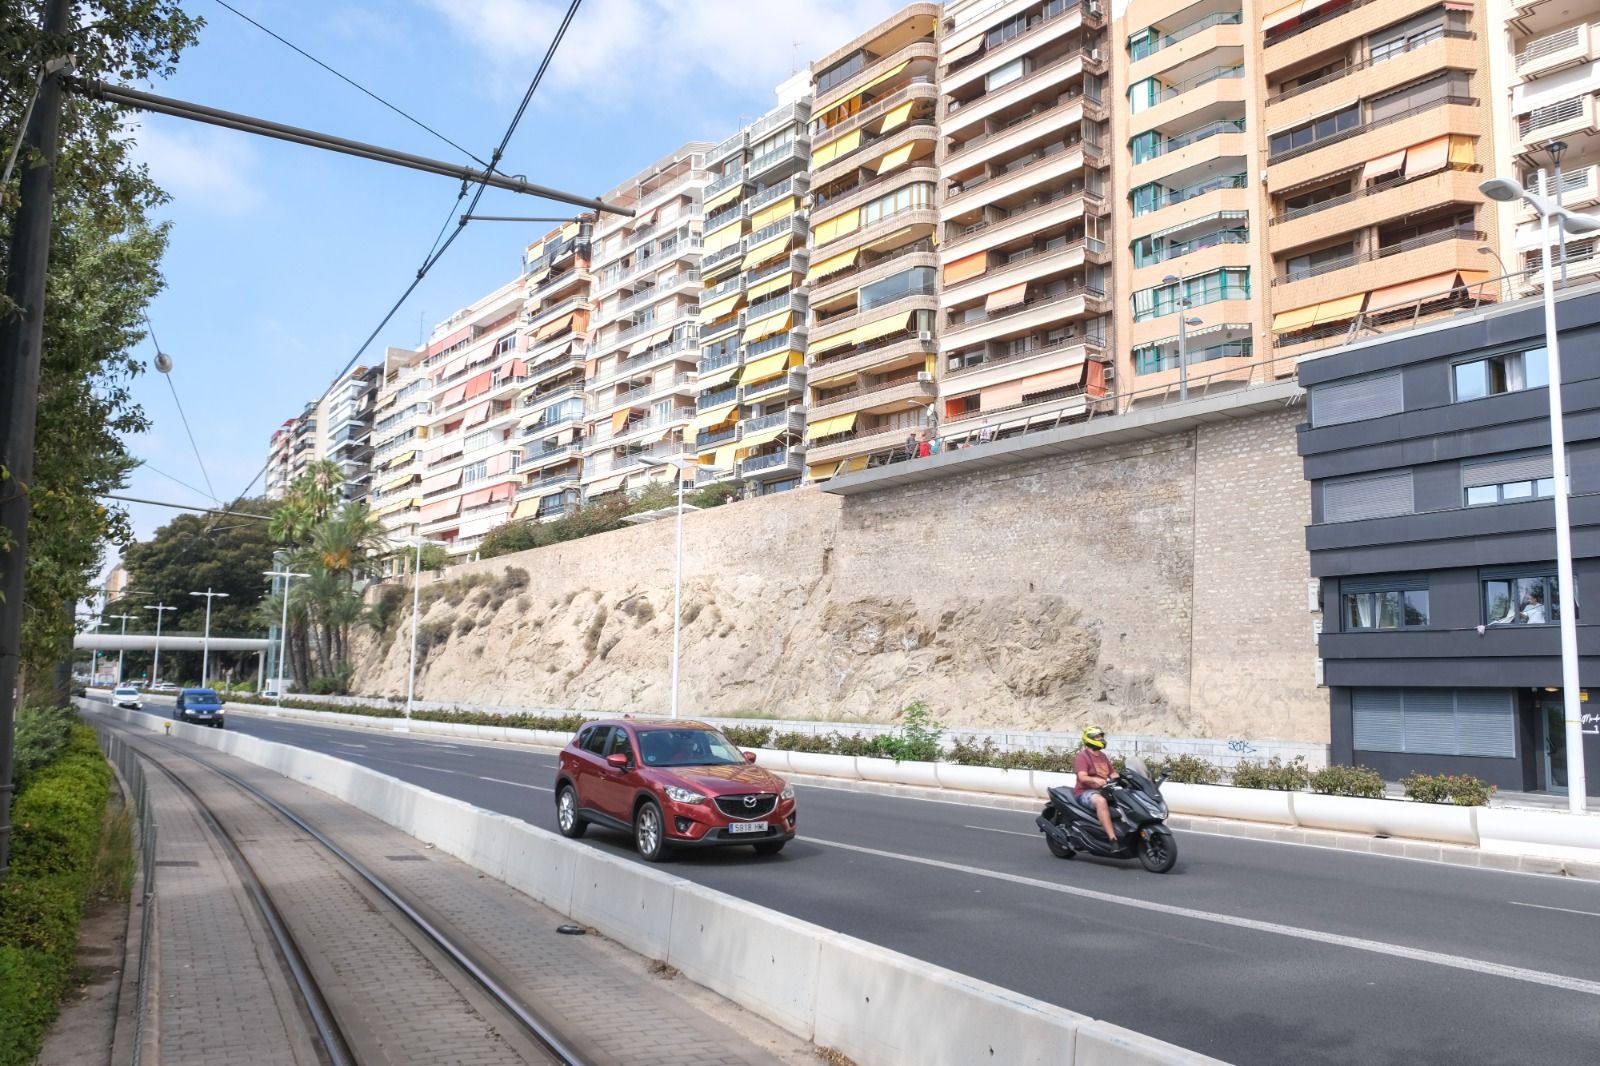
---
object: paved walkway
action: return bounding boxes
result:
[126,726,812,1066]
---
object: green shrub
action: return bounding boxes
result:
[582,607,608,655]
[721,725,773,748]
[770,730,838,753]
[1231,755,1310,791]
[11,707,75,795]
[368,585,408,634]
[415,617,454,656]
[1401,772,1494,806]
[1309,764,1385,799]
[0,724,112,1065]
[1142,753,1221,784]
[862,701,944,763]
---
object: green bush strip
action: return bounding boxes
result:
[0,723,113,1066]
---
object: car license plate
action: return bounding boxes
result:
[728,821,768,834]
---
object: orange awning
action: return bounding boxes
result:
[1404,136,1450,179]
[1368,271,1459,309]
[464,402,492,427]
[944,34,984,65]
[1262,3,1299,30]
[944,251,987,286]
[610,408,636,434]
[439,384,467,408]
[980,364,1086,410]
[535,311,577,341]
[461,487,493,509]
[462,370,494,400]
[1362,148,1406,183]
[985,283,1028,313]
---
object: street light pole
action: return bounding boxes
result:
[1479,171,1599,813]
[263,569,309,709]
[1547,141,1569,286]
[188,588,229,685]
[1161,274,1202,401]
[143,604,175,686]
[108,614,137,685]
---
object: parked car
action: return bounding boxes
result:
[149,680,177,693]
[111,685,142,710]
[554,719,796,862]
[173,687,226,728]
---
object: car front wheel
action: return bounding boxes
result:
[634,800,670,863]
[555,785,587,839]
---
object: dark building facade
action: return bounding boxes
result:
[1298,288,1600,797]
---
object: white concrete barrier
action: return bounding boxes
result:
[1476,807,1600,862]
[784,750,858,779]
[1075,1021,1227,1065]
[1162,782,1296,825]
[748,747,793,773]
[1291,793,1479,846]
[856,755,942,789]
[933,762,1034,798]
[567,848,677,960]
[1032,770,1075,801]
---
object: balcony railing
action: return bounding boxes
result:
[1134,340,1252,375]
[1137,173,1247,216]
[696,385,738,409]
[1269,95,1475,165]
[739,448,799,476]
[946,331,1105,377]
[695,425,739,449]
[1272,226,1485,285]
[521,383,583,409]
[1520,95,1590,139]
[746,250,808,287]
[521,443,582,466]
[946,285,1105,335]
[1155,63,1245,103]
[705,167,748,199]
[698,350,739,375]
[748,174,808,213]
[618,270,700,312]
[946,81,1093,161]
[1517,24,1585,69]
[1267,30,1473,106]
[1137,117,1246,163]
[1266,0,1372,47]
[1136,228,1248,267]
[750,139,811,178]
[746,291,807,324]
[516,469,580,493]
[699,240,745,274]
[1130,10,1242,62]
[603,373,693,411]
[590,334,699,388]
[740,370,804,402]
[1271,163,1480,225]
[949,0,1090,75]
[948,138,1103,200]
[592,408,694,443]
[746,329,807,359]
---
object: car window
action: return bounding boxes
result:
[582,726,612,755]
[637,728,744,767]
[609,728,634,764]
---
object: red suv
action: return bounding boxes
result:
[554,719,796,862]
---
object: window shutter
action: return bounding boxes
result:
[1323,471,1413,522]
[1461,453,1553,489]
[1310,371,1403,426]
[1399,689,1457,754]
[1352,689,1404,751]
[1453,691,1517,757]
[1341,574,1428,594]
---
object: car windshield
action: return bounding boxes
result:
[636,728,744,768]
[114,687,136,695]
[188,690,220,702]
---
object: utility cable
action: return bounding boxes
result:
[144,311,218,500]
[208,0,487,167]
[139,460,220,503]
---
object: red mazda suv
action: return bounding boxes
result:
[554,719,796,862]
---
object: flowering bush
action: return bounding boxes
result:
[1401,772,1495,806]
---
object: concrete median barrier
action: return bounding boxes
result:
[1162,782,1296,824]
[856,755,941,789]
[1075,1020,1226,1065]
[1476,807,1598,861]
[785,750,859,779]
[1032,770,1075,800]
[567,848,677,960]
[1291,793,1479,846]
[934,762,1034,798]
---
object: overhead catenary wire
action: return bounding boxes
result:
[139,460,220,503]
[144,311,218,501]
[208,0,488,167]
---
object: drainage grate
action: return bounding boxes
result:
[155,860,200,868]
[386,854,428,862]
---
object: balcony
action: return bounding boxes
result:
[1129,10,1243,67]
[947,97,1099,178]
[1263,0,1441,74]
[748,174,809,213]
[812,244,937,304]
[699,239,745,276]
[738,448,805,480]
[808,334,931,386]
[945,0,1101,92]
[1273,225,1486,286]
[618,270,700,312]
[595,373,694,417]
[942,285,1107,349]
[944,332,1105,391]
[708,130,747,169]
[1267,30,1475,107]
[1518,94,1599,147]
[590,407,694,445]
[705,166,748,200]
[745,291,808,326]
[696,385,738,410]
[944,49,1100,140]
[805,425,910,467]
[1270,165,1484,251]
[695,424,739,450]
[812,288,938,347]
[943,141,1103,217]
[811,118,938,186]
[815,33,939,111]
[738,408,807,438]
[809,375,933,420]
[1137,117,1246,163]
[1516,23,1595,80]
[740,369,805,403]
[746,328,808,360]
[945,238,1105,304]
[516,468,580,494]
[521,442,582,468]
[749,138,811,180]
[697,349,739,376]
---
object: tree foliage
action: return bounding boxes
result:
[1,1,204,696]
[476,479,739,560]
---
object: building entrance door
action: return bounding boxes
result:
[1544,702,1568,794]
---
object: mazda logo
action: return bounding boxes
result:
[743,795,759,809]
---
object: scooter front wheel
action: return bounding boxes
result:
[1137,830,1177,873]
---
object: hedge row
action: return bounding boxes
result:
[222,692,587,733]
[0,723,113,1065]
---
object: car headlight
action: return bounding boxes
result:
[662,785,706,805]
[780,786,795,801]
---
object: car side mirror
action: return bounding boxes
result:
[742,750,757,763]
[605,753,629,770]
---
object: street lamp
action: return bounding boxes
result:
[636,455,728,718]
[401,538,446,729]
[1479,171,1600,813]
[143,604,175,686]
[1161,274,1203,400]
[108,613,137,685]
[188,588,230,685]
[1546,141,1569,285]
[262,569,310,708]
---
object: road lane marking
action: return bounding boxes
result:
[805,836,1600,997]
[480,775,551,792]
[963,825,1038,838]
[1510,901,1600,919]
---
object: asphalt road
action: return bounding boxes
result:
[97,697,1600,1064]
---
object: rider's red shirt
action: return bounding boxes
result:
[1073,748,1112,796]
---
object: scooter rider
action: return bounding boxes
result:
[1072,726,1119,844]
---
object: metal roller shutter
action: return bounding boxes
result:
[1310,370,1403,427]
[1461,453,1553,489]
[1323,471,1413,522]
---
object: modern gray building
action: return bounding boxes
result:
[1298,285,1599,798]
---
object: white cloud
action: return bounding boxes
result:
[423,0,905,110]
[127,121,266,215]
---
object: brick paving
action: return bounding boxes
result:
[129,727,811,1065]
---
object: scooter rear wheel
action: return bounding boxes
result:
[1046,831,1075,859]
[1137,831,1177,873]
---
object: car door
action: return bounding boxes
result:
[574,726,612,814]
[593,726,638,820]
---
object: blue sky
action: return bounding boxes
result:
[115,0,899,557]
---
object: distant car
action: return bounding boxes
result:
[554,719,796,862]
[174,687,225,728]
[71,684,87,698]
[149,680,177,693]
[112,686,142,710]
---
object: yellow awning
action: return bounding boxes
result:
[743,310,793,343]
[700,291,745,321]
[526,266,551,287]
[711,443,741,471]
[385,450,417,468]
[1262,3,1299,30]
[859,59,909,96]
[838,455,869,475]
[743,233,794,269]
[809,328,859,357]
[611,408,635,434]
[374,498,416,518]
[741,349,799,384]
[1272,293,1366,332]
[702,220,745,254]
[879,100,915,133]
[877,143,916,174]
[737,424,789,451]
[944,34,984,65]
[806,412,858,440]
[855,311,915,345]
[376,392,399,412]
[381,472,416,493]
[561,220,581,241]
[704,183,745,212]
[811,128,862,168]
[696,361,742,390]
[687,402,739,433]
[511,497,540,521]
[806,248,860,283]
[750,196,797,230]
[813,210,860,246]
[745,272,795,303]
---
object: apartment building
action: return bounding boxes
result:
[690,78,814,496]
[937,0,1114,435]
[1491,0,1600,287]
[321,364,380,502]
[580,144,710,500]
[1110,0,1503,393]
[265,418,296,499]
[509,217,595,524]
[285,398,323,484]
[368,344,433,544]
[802,5,944,479]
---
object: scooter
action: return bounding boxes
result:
[1035,757,1178,873]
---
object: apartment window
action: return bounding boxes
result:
[816,51,866,95]
[987,11,1029,49]
[1130,182,1163,216]
[462,460,489,484]
[1321,471,1413,523]
[860,266,936,311]
[987,57,1030,92]
[1283,181,1350,214]
[860,182,935,227]
[1285,242,1354,281]
[1368,70,1470,122]
[1128,77,1162,114]
[1268,104,1358,159]
[1463,453,1556,506]
[752,125,794,159]
[1131,269,1250,321]
[1342,577,1430,630]
[1309,371,1403,427]
[1452,347,1548,401]
[464,429,497,453]
[1127,27,1158,62]
[1368,8,1454,64]
[492,333,517,356]
[1352,689,1515,758]
[1129,130,1161,165]
[1279,60,1345,95]
[1484,571,1562,626]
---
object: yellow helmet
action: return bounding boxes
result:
[1082,725,1107,750]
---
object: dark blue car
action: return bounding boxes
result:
[174,688,226,728]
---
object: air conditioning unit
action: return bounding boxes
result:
[1087,1,1102,16]
[1101,364,1116,381]
[1089,48,1103,64]
[917,330,934,343]
[917,371,933,382]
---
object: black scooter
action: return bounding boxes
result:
[1035,758,1178,873]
